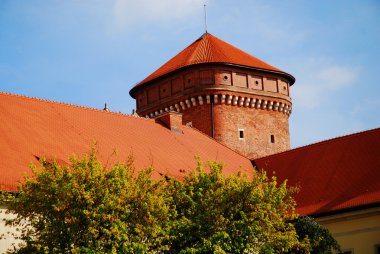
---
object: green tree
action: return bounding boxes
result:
[164,161,310,254]
[289,216,341,254]
[1,151,172,253]
[1,151,339,253]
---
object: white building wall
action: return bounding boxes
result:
[0,206,22,253]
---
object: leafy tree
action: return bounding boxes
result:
[1,151,172,253]
[1,151,339,253]
[288,216,341,254]
[164,161,310,253]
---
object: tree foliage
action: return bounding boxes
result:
[165,161,307,253]
[289,216,340,254]
[1,152,171,253]
[0,151,339,253]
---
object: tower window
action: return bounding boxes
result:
[270,135,275,143]
[255,80,259,85]
[223,75,228,80]
[239,129,244,139]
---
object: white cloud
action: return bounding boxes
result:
[292,59,358,109]
[318,66,357,90]
[112,0,205,31]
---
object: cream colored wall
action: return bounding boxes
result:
[0,206,22,253]
[317,207,380,254]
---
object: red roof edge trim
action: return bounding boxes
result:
[253,127,380,161]
[310,202,380,218]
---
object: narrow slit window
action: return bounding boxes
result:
[239,129,244,139]
[270,135,275,143]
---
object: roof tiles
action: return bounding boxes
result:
[254,128,380,216]
[0,92,253,191]
[131,33,294,96]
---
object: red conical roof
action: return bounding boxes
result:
[130,33,294,96]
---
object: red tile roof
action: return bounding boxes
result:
[130,33,295,97]
[0,92,253,192]
[254,128,380,216]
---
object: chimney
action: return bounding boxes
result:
[155,111,184,133]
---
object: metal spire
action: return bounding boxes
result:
[204,4,208,33]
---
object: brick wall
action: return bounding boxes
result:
[181,102,289,159]
[133,64,293,159]
[182,104,212,137]
[213,104,290,159]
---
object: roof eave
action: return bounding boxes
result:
[129,62,296,98]
[308,202,380,218]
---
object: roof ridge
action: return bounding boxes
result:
[0,91,154,123]
[255,126,380,160]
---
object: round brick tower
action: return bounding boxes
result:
[130,33,295,159]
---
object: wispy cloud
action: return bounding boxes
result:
[292,58,358,109]
[318,66,357,90]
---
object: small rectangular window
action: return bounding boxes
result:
[238,129,244,139]
[270,135,275,143]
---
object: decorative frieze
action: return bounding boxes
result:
[221,94,226,104]
[214,94,218,104]
[206,95,211,104]
[239,97,244,106]
[180,101,185,110]
[227,95,232,105]
[191,97,197,106]
[245,98,251,107]
[198,96,203,105]
[233,96,238,106]
[143,94,292,118]
[263,100,267,109]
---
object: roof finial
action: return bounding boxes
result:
[204,3,208,34]
[103,103,109,112]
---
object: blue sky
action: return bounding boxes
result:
[1,0,379,148]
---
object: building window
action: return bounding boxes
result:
[239,129,244,139]
[270,135,275,143]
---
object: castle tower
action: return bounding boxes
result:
[130,33,295,159]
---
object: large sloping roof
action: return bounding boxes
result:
[0,92,253,191]
[254,128,380,216]
[130,33,295,97]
